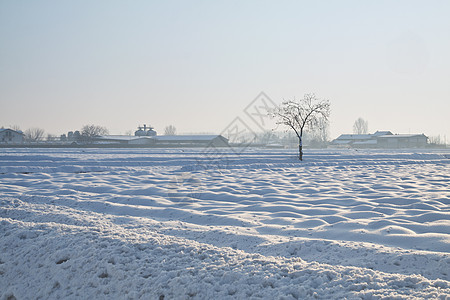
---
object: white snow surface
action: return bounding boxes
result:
[1,148,449,299]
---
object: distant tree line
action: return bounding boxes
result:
[60,124,109,143]
[429,135,447,146]
[3,124,110,143]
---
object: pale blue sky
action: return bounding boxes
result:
[1,0,449,140]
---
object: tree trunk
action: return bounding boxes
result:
[298,137,303,161]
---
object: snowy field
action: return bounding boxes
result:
[1,147,449,299]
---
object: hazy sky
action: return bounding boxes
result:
[1,0,449,140]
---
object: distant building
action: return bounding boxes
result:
[377,134,428,148]
[95,135,156,145]
[95,134,229,147]
[135,124,157,137]
[332,131,428,148]
[0,128,24,144]
[67,131,81,142]
[154,135,229,147]
[94,125,229,147]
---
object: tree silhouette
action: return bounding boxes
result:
[272,94,330,160]
[80,124,109,142]
[24,128,45,142]
[353,118,368,134]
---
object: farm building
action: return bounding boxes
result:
[0,128,24,144]
[93,135,156,145]
[331,131,428,148]
[95,134,228,147]
[331,134,376,147]
[154,135,229,147]
[94,124,229,147]
[376,134,428,148]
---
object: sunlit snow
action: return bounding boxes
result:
[1,148,449,299]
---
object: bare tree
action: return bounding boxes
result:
[429,135,447,146]
[164,125,177,136]
[309,117,330,148]
[24,128,45,142]
[81,124,109,142]
[272,94,330,160]
[353,118,368,134]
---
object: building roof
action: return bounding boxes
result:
[335,134,372,140]
[333,131,428,145]
[96,134,227,142]
[0,128,24,135]
[373,131,393,136]
[154,135,226,141]
[97,135,149,141]
[377,134,427,139]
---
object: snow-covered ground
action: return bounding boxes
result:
[1,148,449,299]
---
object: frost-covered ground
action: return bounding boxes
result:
[1,148,449,299]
